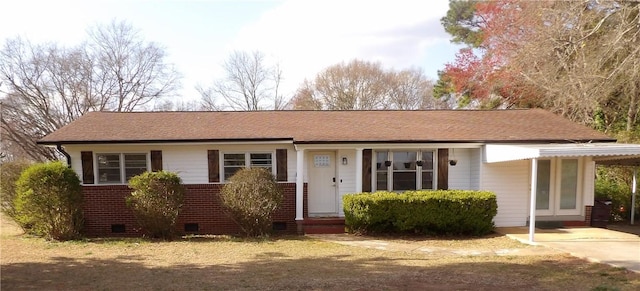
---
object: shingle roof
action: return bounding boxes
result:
[38,109,615,144]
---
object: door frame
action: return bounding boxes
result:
[307,150,339,216]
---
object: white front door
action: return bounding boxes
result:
[308,152,337,215]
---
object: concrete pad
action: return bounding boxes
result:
[497,227,640,273]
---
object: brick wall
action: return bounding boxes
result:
[82,183,306,237]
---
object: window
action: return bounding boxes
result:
[223,153,245,180]
[97,153,148,184]
[559,159,578,210]
[374,150,434,191]
[393,152,417,190]
[535,158,582,215]
[421,151,434,190]
[536,160,551,210]
[223,152,273,181]
[376,152,388,190]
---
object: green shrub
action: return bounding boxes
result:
[0,160,31,221]
[343,190,497,236]
[14,161,83,240]
[220,168,283,237]
[595,167,638,221]
[126,171,185,240]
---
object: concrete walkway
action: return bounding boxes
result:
[496,227,640,273]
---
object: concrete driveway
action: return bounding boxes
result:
[497,227,640,273]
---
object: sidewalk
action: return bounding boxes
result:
[495,227,640,273]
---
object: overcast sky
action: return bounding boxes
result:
[0,0,461,101]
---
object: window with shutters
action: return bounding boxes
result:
[222,152,274,181]
[373,150,435,191]
[96,153,148,184]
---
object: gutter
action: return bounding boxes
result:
[56,144,71,167]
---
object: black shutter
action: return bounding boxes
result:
[276,149,287,181]
[437,149,449,190]
[362,149,372,192]
[150,150,163,172]
[208,150,220,183]
[81,151,94,184]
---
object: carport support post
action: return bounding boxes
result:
[529,158,538,242]
[355,148,363,193]
[295,149,305,233]
[632,168,636,225]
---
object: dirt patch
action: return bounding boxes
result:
[2,217,639,290]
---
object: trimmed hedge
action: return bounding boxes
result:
[126,171,185,240]
[14,161,83,240]
[220,168,283,237]
[343,190,497,236]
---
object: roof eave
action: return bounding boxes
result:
[37,137,295,146]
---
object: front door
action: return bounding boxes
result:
[308,152,337,215]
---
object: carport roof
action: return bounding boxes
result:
[485,143,640,164]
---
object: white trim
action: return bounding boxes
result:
[485,143,640,163]
[355,148,363,193]
[529,158,538,242]
[295,149,304,221]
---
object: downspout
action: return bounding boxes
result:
[56,144,71,167]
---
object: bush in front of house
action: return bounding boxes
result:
[595,167,637,222]
[220,168,283,237]
[343,190,497,236]
[126,171,185,240]
[14,161,83,240]
[0,160,31,222]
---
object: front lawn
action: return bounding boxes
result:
[1,217,638,290]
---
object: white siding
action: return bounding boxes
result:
[69,150,83,179]
[337,150,356,215]
[162,146,209,184]
[583,157,595,207]
[480,159,530,227]
[469,148,481,190]
[64,143,296,184]
[448,148,472,190]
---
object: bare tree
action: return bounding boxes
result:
[292,59,439,110]
[0,20,181,161]
[507,1,640,132]
[388,68,439,109]
[199,50,284,111]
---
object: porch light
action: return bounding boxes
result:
[384,160,392,167]
[416,160,424,167]
[342,156,348,165]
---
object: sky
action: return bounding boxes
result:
[0,0,461,103]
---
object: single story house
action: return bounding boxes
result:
[38,109,640,237]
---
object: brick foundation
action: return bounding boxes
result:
[585,205,593,225]
[81,183,307,237]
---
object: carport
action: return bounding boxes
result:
[497,226,640,273]
[485,143,640,242]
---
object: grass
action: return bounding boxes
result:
[2,217,639,290]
